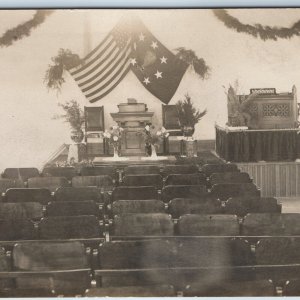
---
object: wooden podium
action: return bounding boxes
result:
[111,99,154,156]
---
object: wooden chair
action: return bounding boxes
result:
[124,165,161,175]
[12,241,90,296]
[42,167,77,181]
[165,173,206,186]
[177,214,240,236]
[28,177,69,193]
[39,216,102,239]
[111,200,165,216]
[168,198,222,218]
[2,168,39,182]
[162,164,199,177]
[161,185,207,203]
[210,183,260,201]
[184,280,275,296]
[0,179,24,194]
[72,175,113,191]
[202,163,239,177]
[112,186,158,201]
[5,188,52,205]
[112,213,173,236]
[46,201,100,217]
[210,172,251,185]
[54,187,102,203]
[224,196,281,217]
[122,174,163,189]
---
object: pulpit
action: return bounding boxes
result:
[111,99,154,156]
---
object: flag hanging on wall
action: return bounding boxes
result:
[68,16,188,104]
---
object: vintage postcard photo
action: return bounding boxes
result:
[0,8,299,297]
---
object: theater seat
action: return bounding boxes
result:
[124,165,161,175]
[72,175,113,191]
[165,173,206,186]
[210,172,251,185]
[13,241,90,296]
[113,213,173,236]
[202,163,239,177]
[54,187,102,203]
[184,280,275,296]
[177,214,240,236]
[80,166,117,179]
[0,219,36,241]
[85,285,176,297]
[122,174,163,189]
[28,177,69,193]
[39,216,102,239]
[42,167,77,181]
[2,168,39,182]
[162,164,199,177]
[0,179,24,194]
[5,188,52,205]
[111,200,165,215]
[0,202,43,220]
[283,279,300,296]
[112,186,158,201]
[161,185,207,203]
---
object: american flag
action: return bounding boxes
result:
[69,17,188,104]
[68,19,133,103]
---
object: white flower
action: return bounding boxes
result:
[106,132,111,139]
[112,125,118,130]
[113,136,118,141]
[161,127,166,133]
[156,131,162,136]
[165,132,170,138]
[119,127,124,132]
[145,125,150,131]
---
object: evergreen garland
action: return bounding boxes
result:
[0,10,54,47]
[213,9,300,41]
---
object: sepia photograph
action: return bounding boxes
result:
[0,7,300,296]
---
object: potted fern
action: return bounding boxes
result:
[176,94,207,137]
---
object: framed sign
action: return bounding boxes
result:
[162,105,181,130]
[84,106,104,131]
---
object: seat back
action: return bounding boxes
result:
[165,173,206,186]
[39,215,101,239]
[113,213,173,236]
[0,179,24,194]
[112,186,158,201]
[0,219,36,241]
[168,198,222,218]
[46,201,99,217]
[210,183,260,201]
[283,279,300,296]
[42,167,76,181]
[224,197,280,217]
[162,165,199,176]
[13,241,90,294]
[210,172,251,185]
[0,202,43,220]
[5,188,52,205]
[54,187,102,202]
[80,166,117,178]
[122,174,163,189]
[124,165,161,175]
[202,163,239,177]
[28,177,69,193]
[177,214,240,236]
[2,168,39,182]
[112,200,165,215]
[161,185,207,203]
[72,175,113,189]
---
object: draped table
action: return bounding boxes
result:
[215,125,300,162]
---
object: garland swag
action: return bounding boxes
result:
[0,10,54,47]
[213,9,300,41]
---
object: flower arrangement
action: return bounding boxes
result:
[102,125,124,156]
[142,125,170,146]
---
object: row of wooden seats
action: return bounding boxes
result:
[2,237,300,296]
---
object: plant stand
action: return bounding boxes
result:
[67,143,87,163]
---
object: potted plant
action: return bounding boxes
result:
[176,94,207,138]
[140,125,169,158]
[53,100,85,143]
[102,125,124,158]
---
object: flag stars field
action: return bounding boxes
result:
[151,41,158,49]
[143,77,150,85]
[160,56,167,64]
[130,58,137,66]
[154,70,162,79]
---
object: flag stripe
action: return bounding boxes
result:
[70,36,114,76]
[81,44,132,92]
[86,49,132,97]
[76,46,119,85]
[89,65,131,103]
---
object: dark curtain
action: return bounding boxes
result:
[216,127,300,162]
